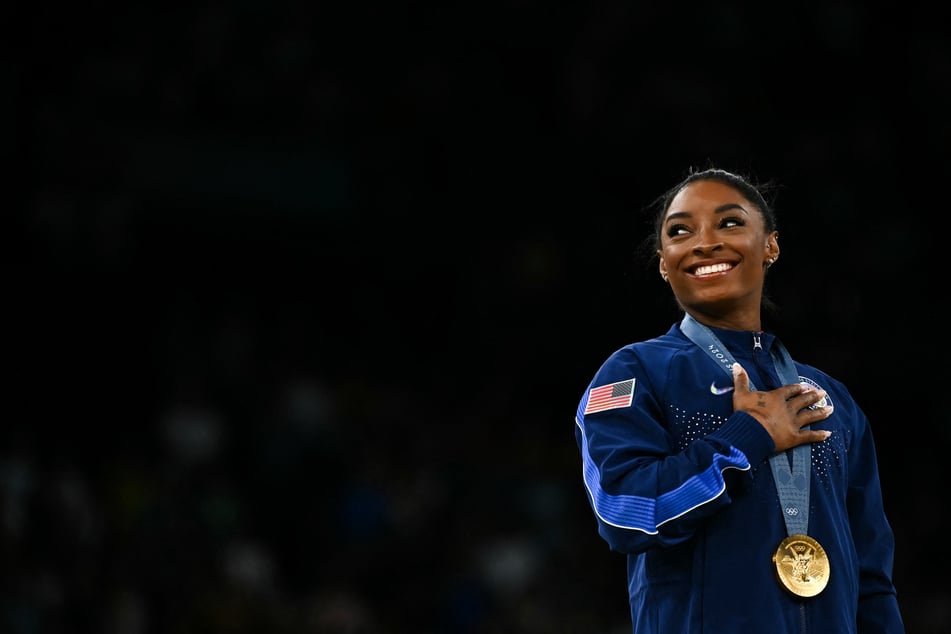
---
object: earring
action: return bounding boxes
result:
[661,272,669,282]
[766,258,776,268]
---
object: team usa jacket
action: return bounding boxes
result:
[575,321,903,633]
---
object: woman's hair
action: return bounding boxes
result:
[637,166,782,315]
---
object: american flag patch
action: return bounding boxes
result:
[584,379,635,414]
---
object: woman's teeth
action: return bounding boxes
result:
[694,263,732,276]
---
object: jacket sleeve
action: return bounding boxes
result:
[574,346,775,555]
[846,403,905,633]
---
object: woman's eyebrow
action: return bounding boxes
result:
[664,204,750,225]
[714,203,750,216]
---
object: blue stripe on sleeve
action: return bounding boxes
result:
[576,411,750,533]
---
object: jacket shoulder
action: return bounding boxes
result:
[596,328,694,377]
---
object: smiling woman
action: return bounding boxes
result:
[656,173,779,331]
[573,167,904,633]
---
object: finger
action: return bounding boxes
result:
[798,403,834,428]
[731,362,749,392]
[804,429,832,442]
[783,381,814,401]
[791,388,830,412]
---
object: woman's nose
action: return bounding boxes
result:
[692,226,723,253]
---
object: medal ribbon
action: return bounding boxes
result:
[680,314,811,537]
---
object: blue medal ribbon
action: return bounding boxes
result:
[680,314,811,536]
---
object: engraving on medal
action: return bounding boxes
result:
[772,534,830,597]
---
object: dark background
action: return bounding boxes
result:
[13,2,949,633]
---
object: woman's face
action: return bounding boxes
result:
[657,179,779,326]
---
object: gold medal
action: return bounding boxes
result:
[772,534,830,597]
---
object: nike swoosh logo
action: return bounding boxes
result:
[710,382,734,395]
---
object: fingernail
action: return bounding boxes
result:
[822,430,832,439]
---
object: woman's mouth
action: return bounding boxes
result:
[692,263,734,277]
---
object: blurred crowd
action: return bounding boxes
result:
[14,2,950,632]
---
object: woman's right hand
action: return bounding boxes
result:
[731,362,833,452]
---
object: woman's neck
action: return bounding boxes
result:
[683,307,762,332]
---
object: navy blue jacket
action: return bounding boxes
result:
[575,322,903,633]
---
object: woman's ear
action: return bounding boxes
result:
[658,253,669,283]
[767,232,780,262]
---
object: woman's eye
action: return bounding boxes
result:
[666,224,690,238]
[720,216,744,228]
